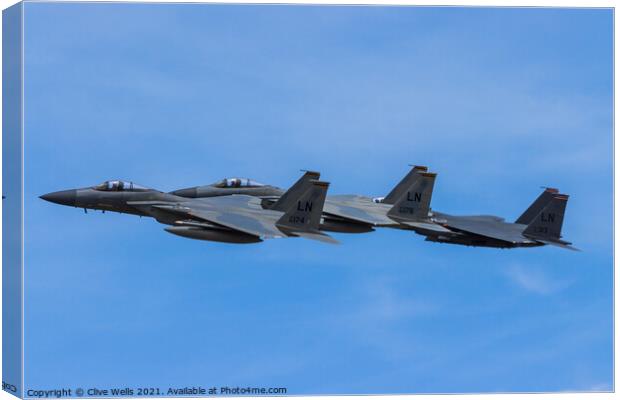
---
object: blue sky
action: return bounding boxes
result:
[21,3,612,394]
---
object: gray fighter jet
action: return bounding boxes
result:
[319,169,576,250]
[320,166,443,234]
[421,187,578,250]
[40,178,338,244]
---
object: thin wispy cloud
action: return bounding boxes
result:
[352,276,438,322]
[505,263,573,295]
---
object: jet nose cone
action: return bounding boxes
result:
[39,189,77,207]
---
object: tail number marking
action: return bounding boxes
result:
[289,216,307,224]
[533,226,549,234]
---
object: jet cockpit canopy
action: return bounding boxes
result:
[212,178,266,188]
[93,180,151,192]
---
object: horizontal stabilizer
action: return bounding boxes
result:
[532,238,580,252]
[292,231,340,244]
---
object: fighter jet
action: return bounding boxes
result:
[317,168,577,250]
[320,166,444,234]
[421,187,578,250]
[40,178,338,244]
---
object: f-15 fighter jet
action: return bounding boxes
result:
[422,187,578,250]
[320,166,443,234]
[40,178,338,244]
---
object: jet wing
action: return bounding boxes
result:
[461,215,506,222]
[127,200,178,205]
[440,217,527,244]
[323,195,396,226]
[183,194,340,243]
[182,196,287,240]
[188,208,286,239]
[399,221,455,235]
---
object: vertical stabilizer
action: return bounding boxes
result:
[515,187,559,224]
[387,172,436,221]
[276,180,329,232]
[523,194,569,240]
[271,170,320,211]
[382,165,428,204]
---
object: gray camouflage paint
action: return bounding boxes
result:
[40,171,575,249]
